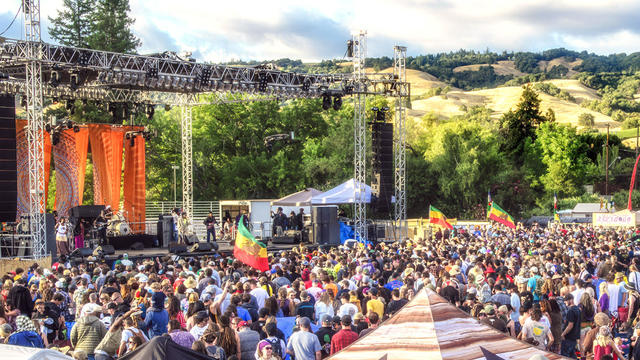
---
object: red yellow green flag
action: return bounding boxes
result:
[429,205,453,230]
[234,215,269,272]
[488,202,516,229]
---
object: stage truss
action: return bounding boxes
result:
[0,2,409,256]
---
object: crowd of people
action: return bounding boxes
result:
[1,222,640,360]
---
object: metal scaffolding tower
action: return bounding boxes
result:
[393,45,408,239]
[23,0,47,258]
[180,95,194,222]
[352,31,367,242]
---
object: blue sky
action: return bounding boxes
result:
[2,0,640,62]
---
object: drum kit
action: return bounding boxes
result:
[107,212,131,236]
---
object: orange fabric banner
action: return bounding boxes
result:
[88,124,124,211]
[53,130,80,217]
[123,134,146,233]
[73,126,89,204]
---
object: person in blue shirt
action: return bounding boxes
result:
[143,292,169,338]
[8,315,44,348]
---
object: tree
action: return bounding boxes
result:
[578,113,595,127]
[88,0,141,53]
[500,85,550,166]
[48,0,93,48]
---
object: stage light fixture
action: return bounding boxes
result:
[333,95,342,110]
[66,119,73,129]
[347,40,354,58]
[322,94,331,110]
[51,132,60,146]
[129,134,136,147]
[73,125,80,133]
[45,123,51,132]
[164,104,171,111]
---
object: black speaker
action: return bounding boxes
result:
[70,205,106,220]
[45,213,56,259]
[169,242,187,254]
[312,207,339,246]
[157,214,173,248]
[192,242,218,252]
[0,95,16,222]
[371,122,393,213]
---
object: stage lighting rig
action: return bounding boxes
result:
[145,104,155,119]
[371,106,389,122]
[333,95,342,110]
[49,70,60,88]
[125,126,156,146]
[322,93,331,110]
[46,117,80,145]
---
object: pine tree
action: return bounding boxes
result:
[88,0,141,53]
[48,0,93,48]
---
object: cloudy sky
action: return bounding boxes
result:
[2,0,640,62]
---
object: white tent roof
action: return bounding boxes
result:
[311,179,371,205]
[271,188,322,206]
[0,345,73,360]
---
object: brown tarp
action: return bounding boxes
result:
[328,288,568,360]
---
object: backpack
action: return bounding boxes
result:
[534,276,544,298]
[265,337,283,358]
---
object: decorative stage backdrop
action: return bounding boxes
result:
[15,122,145,233]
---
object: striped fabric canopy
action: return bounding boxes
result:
[328,288,567,360]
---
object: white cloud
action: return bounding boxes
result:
[5,0,640,62]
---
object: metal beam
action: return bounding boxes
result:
[393,45,408,240]
[352,31,367,243]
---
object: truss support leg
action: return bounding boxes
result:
[352,31,367,242]
[24,0,46,258]
[180,99,194,225]
[393,45,408,241]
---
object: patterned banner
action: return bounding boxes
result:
[16,120,51,218]
[52,130,80,217]
[123,130,146,233]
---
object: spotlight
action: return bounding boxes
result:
[258,72,268,92]
[49,71,60,87]
[70,74,79,91]
[73,125,80,133]
[51,132,60,146]
[145,105,155,119]
[164,104,171,111]
[333,96,342,111]
[45,124,51,132]
[322,94,331,110]
[347,40,354,58]
[129,135,136,147]
[66,101,75,115]
[66,120,73,129]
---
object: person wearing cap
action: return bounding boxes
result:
[314,314,336,359]
[296,291,315,321]
[287,316,322,360]
[237,319,260,360]
[560,293,581,358]
[330,315,358,355]
[71,303,107,358]
[480,304,507,333]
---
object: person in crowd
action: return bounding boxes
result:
[71,303,107,359]
[237,320,260,360]
[168,318,196,349]
[94,308,138,360]
[7,315,44,348]
[255,322,286,360]
[315,315,335,358]
[287,316,322,360]
[204,212,218,244]
[520,308,553,350]
[561,293,582,359]
[593,326,625,360]
[330,315,358,355]
[358,311,379,338]
[143,291,169,337]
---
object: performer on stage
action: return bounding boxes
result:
[203,211,217,243]
[93,210,109,244]
[55,217,70,256]
[74,219,85,249]
[178,212,191,244]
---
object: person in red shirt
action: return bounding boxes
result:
[330,315,358,354]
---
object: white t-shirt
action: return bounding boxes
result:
[522,320,550,349]
[608,283,620,314]
[571,288,585,305]
[190,324,208,340]
[121,327,149,352]
[338,303,358,318]
[314,301,334,323]
[250,287,269,309]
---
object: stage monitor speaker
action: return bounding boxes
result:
[45,213,56,259]
[157,215,173,248]
[271,235,297,244]
[185,234,198,245]
[0,95,17,222]
[312,207,339,246]
[169,242,187,254]
[93,244,115,256]
[71,247,94,258]
[189,242,218,252]
[130,242,144,251]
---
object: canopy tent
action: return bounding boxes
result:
[311,179,371,205]
[119,335,213,360]
[271,188,322,206]
[328,288,565,360]
[0,345,73,360]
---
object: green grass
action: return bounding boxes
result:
[615,128,640,140]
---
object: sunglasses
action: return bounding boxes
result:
[264,347,272,350]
